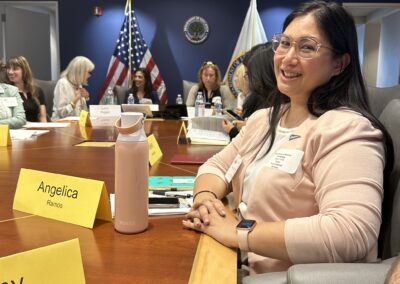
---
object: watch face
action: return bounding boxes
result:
[237,219,256,229]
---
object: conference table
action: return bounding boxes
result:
[0,118,236,283]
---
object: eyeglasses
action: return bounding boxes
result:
[272,33,336,59]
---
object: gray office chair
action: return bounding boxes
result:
[114,85,129,105]
[35,79,57,121]
[243,99,400,284]
[368,85,400,117]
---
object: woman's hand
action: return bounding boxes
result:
[234,120,245,130]
[183,200,239,248]
[79,87,90,100]
[186,192,226,226]
[222,119,235,134]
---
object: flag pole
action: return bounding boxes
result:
[127,0,132,86]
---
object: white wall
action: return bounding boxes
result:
[377,10,400,87]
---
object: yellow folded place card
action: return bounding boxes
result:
[0,238,85,284]
[148,134,163,166]
[79,110,92,127]
[0,124,12,146]
[13,168,112,228]
[177,121,189,144]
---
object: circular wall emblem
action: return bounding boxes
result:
[183,16,209,44]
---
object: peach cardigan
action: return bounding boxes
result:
[197,108,385,273]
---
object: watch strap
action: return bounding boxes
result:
[237,229,250,252]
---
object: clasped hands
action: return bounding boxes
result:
[182,195,239,248]
[74,87,90,101]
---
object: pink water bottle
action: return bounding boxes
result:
[114,112,149,233]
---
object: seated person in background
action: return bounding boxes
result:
[222,43,274,139]
[7,56,47,122]
[52,56,94,120]
[0,61,26,129]
[123,68,159,104]
[186,61,229,108]
[183,1,394,275]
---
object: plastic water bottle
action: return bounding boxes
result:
[213,97,222,116]
[127,93,135,104]
[114,112,149,234]
[106,87,114,105]
[176,94,183,105]
[195,92,205,117]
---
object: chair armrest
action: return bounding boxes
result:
[243,260,396,284]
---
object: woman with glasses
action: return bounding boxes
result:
[183,0,393,275]
[52,56,94,120]
[186,61,230,108]
[123,68,159,104]
[0,60,26,128]
[6,56,47,122]
[222,43,274,139]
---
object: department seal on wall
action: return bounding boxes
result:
[183,16,209,44]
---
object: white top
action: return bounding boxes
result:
[241,125,296,211]
[52,78,88,120]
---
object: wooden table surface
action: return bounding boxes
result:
[0,119,226,283]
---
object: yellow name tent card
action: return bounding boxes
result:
[0,238,85,284]
[177,121,189,144]
[148,134,163,166]
[13,168,112,228]
[0,124,12,146]
[79,110,92,127]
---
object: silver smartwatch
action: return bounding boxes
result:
[236,219,256,252]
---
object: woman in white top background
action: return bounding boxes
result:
[52,56,94,120]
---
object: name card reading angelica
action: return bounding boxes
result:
[0,239,85,284]
[13,168,112,228]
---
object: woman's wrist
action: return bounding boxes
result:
[193,190,218,202]
[70,101,75,108]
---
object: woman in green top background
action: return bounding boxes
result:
[0,60,26,129]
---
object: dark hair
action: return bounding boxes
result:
[0,60,9,83]
[241,42,278,118]
[128,67,153,99]
[267,1,394,257]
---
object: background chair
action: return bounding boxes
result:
[243,98,400,284]
[35,79,57,121]
[182,80,237,109]
[368,85,400,117]
[113,85,128,105]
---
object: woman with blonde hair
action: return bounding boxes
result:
[52,56,94,120]
[186,61,230,107]
[7,56,47,122]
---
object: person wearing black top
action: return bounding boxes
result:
[7,56,47,122]
[222,43,275,139]
[186,62,231,108]
[123,68,159,104]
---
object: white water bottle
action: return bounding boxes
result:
[127,93,135,104]
[213,97,222,116]
[114,112,149,234]
[176,94,183,105]
[106,87,114,105]
[195,92,205,117]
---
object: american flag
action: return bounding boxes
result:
[99,4,167,104]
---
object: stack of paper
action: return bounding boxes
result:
[187,116,229,145]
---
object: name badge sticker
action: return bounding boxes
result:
[225,154,242,183]
[13,168,112,228]
[265,149,304,174]
[0,97,18,107]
